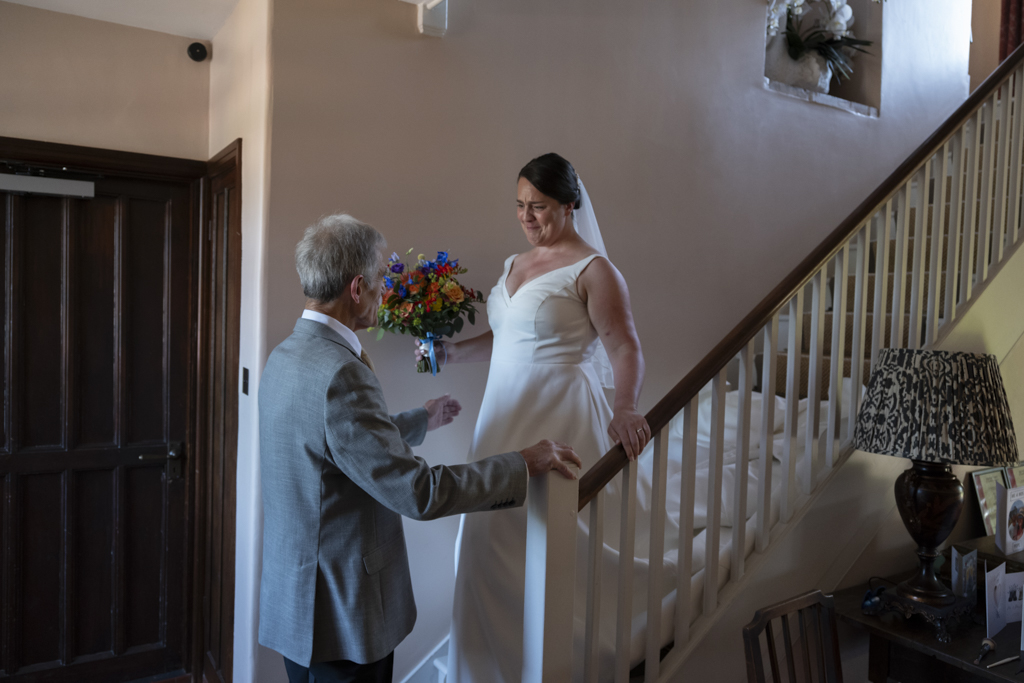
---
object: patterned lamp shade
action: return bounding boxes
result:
[854,349,1018,466]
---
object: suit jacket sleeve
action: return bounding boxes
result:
[390,408,428,447]
[324,360,527,520]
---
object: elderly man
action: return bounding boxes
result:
[259,213,581,683]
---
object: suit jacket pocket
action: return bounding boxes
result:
[362,535,406,575]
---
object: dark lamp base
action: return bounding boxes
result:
[875,590,974,643]
[893,460,965,608]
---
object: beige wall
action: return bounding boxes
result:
[206,0,275,681]
[258,0,972,679]
[0,1,209,159]
[971,0,1002,92]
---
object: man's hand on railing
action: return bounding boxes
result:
[608,408,650,461]
[520,440,582,480]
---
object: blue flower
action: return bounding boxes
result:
[391,263,405,274]
[384,276,394,289]
[389,252,400,263]
[399,285,408,298]
[437,251,449,265]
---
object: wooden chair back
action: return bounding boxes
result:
[742,590,843,683]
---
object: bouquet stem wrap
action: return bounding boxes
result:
[419,333,440,376]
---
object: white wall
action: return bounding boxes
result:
[0,1,209,159]
[206,0,275,680]
[256,1,972,679]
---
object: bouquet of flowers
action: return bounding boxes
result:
[766,0,872,81]
[374,249,484,374]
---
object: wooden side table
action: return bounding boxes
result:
[834,581,1024,682]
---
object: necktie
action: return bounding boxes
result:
[359,348,376,373]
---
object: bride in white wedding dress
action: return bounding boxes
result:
[425,153,649,683]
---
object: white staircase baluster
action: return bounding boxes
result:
[826,245,848,467]
[993,78,1014,267]
[614,461,637,683]
[703,369,727,615]
[804,269,826,493]
[674,399,698,647]
[978,94,997,283]
[962,112,982,306]
[925,143,950,346]
[523,469,579,683]
[732,341,754,579]
[944,130,965,324]
[908,162,930,350]
[848,223,869,442]
[870,202,891,372]
[1009,67,1024,254]
[891,183,911,348]
[645,428,670,681]
[583,490,603,683]
[756,315,778,553]
[782,289,803,522]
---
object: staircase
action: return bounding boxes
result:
[521,42,1024,683]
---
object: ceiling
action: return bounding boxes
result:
[4,0,240,40]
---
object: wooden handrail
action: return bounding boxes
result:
[578,42,1024,511]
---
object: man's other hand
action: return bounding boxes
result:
[520,440,582,480]
[424,394,462,431]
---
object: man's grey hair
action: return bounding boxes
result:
[295,213,387,303]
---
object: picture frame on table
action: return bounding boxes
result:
[1006,463,1024,488]
[974,467,1010,537]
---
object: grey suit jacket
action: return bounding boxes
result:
[258,318,527,666]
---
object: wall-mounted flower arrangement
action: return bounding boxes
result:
[765,0,874,93]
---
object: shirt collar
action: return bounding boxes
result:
[300,310,362,356]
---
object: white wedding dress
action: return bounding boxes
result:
[447,252,617,683]
[446,251,846,682]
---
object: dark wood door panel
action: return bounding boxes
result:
[74,196,118,449]
[1,168,195,683]
[13,195,66,451]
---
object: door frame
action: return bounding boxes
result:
[0,136,240,682]
[192,139,242,683]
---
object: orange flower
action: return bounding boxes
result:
[443,280,464,303]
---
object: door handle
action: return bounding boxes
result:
[138,442,185,480]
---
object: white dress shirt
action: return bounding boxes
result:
[301,309,362,357]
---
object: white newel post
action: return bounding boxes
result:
[522,468,580,683]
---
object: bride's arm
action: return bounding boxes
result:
[415,331,494,364]
[579,259,650,460]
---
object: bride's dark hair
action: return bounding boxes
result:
[518,153,582,209]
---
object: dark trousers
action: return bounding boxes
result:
[283,653,394,683]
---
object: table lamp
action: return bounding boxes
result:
[854,348,1019,607]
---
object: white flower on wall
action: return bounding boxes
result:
[765,0,873,83]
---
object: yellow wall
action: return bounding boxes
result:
[0,1,209,159]
[971,0,1002,91]
[206,0,275,680]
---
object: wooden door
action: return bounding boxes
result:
[192,141,240,683]
[0,171,195,681]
